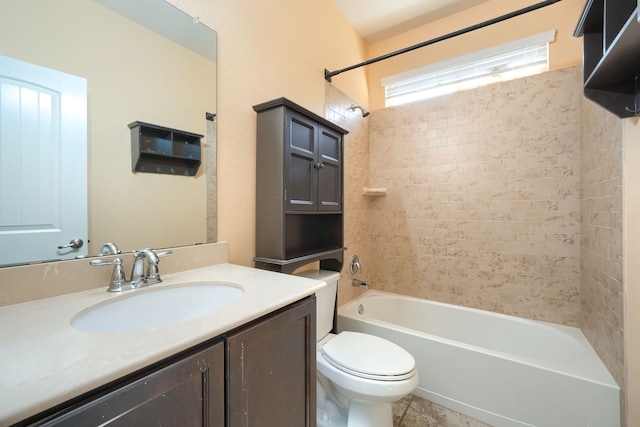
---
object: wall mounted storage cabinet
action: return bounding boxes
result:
[574,0,640,117]
[129,121,203,176]
[253,98,348,273]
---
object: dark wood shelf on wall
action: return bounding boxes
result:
[574,0,640,118]
[253,98,348,274]
[129,121,203,176]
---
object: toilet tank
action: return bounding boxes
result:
[294,269,339,340]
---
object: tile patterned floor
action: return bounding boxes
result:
[393,395,493,427]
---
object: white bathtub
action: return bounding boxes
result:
[337,290,620,427]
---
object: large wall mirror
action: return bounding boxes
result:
[0,0,217,266]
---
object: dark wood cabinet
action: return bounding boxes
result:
[253,98,348,273]
[30,341,225,427]
[574,0,640,117]
[227,296,316,427]
[285,109,343,212]
[19,297,316,427]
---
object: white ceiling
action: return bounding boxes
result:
[331,0,491,43]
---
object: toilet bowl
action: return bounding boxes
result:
[296,270,418,427]
[317,332,419,427]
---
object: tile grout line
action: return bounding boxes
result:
[396,395,414,427]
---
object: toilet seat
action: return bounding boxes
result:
[321,331,416,381]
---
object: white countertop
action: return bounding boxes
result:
[0,263,326,425]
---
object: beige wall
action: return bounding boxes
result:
[0,0,215,255]
[168,0,369,266]
[366,0,584,110]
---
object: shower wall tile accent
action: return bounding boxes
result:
[579,97,624,412]
[367,67,582,325]
[325,83,372,306]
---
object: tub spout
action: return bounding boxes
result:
[352,279,368,289]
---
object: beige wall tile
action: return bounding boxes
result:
[367,67,582,325]
[580,95,625,410]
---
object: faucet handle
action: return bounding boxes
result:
[146,250,172,284]
[90,258,128,292]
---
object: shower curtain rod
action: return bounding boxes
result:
[324,0,563,82]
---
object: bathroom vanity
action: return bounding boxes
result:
[0,263,324,427]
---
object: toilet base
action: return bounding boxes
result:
[317,400,393,427]
[317,376,394,427]
[317,406,347,427]
[347,401,392,427]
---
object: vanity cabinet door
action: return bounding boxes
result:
[227,296,316,427]
[35,341,225,427]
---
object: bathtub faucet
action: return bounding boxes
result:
[352,279,368,289]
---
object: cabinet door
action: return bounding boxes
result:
[227,297,316,427]
[317,125,342,211]
[38,342,225,427]
[285,111,317,211]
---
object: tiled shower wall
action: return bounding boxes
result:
[367,67,583,325]
[579,96,624,413]
[325,83,372,306]
[327,66,626,423]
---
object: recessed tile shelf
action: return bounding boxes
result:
[362,187,387,196]
[129,121,203,176]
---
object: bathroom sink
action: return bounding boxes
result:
[71,282,244,332]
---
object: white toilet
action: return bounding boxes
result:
[296,270,418,427]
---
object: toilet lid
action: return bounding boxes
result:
[321,331,416,381]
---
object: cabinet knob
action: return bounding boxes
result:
[314,162,325,169]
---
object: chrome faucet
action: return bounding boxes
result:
[90,257,128,292]
[90,248,172,292]
[99,242,121,255]
[352,278,368,289]
[131,248,162,288]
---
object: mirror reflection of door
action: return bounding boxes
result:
[0,55,87,266]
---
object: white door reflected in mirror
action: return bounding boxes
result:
[0,55,88,266]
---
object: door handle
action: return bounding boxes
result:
[58,238,84,250]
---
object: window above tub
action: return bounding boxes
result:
[382,29,556,107]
